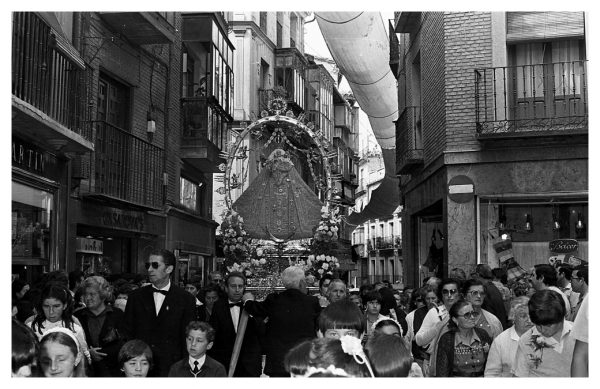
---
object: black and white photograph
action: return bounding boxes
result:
[8,4,592,382]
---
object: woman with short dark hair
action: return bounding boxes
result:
[512,290,575,377]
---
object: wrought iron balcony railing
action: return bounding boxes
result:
[375,236,402,249]
[396,106,423,174]
[475,61,588,137]
[12,12,90,140]
[80,121,164,208]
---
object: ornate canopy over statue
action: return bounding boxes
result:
[233,149,323,240]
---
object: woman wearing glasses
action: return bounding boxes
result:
[462,279,503,339]
[415,278,461,376]
[434,299,493,377]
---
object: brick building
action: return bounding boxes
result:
[12,12,231,285]
[392,12,588,287]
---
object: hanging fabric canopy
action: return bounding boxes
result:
[316,12,400,226]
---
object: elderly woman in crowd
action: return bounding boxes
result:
[74,276,124,377]
[484,296,533,376]
[512,289,575,377]
[462,279,503,339]
[435,299,493,377]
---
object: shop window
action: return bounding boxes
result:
[12,182,53,261]
[180,176,202,212]
[480,200,588,271]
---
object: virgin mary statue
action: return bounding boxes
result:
[232,149,323,241]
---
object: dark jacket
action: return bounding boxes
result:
[121,284,196,377]
[208,298,262,377]
[167,355,227,377]
[482,280,508,329]
[435,327,492,377]
[75,305,124,377]
[243,288,322,377]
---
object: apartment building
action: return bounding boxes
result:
[392,12,588,287]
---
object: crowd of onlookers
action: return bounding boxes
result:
[11,252,588,378]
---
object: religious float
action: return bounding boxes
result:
[216,97,344,299]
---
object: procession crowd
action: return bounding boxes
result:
[11,248,589,378]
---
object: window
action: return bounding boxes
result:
[97,74,130,130]
[479,200,588,271]
[259,12,267,32]
[290,14,298,47]
[277,21,283,47]
[12,182,53,260]
[180,177,201,211]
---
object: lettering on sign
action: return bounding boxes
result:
[12,140,45,173]
[549,239,578,254]
[76,237,103,254]
[101,209,145,231]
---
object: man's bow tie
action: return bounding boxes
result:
[229,302,243,308]
[153,288,168,296]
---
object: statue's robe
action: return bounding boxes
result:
[233,159,323,240]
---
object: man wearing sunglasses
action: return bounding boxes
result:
[121,249,196,376]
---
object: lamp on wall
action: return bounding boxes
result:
[552,211,561,231]
[524,213,532,232]
[147,110,156,134]
[498,204,506,230]
[576,212,585,230]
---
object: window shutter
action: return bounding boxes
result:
[506,12,585,42]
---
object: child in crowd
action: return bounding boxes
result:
[39,327,86,377]
[317,299,366,340]
[168,321,226,377]
[366,333,423,377]
[12,319,39,377]
[284,337,372,377]
[118,339,153,377]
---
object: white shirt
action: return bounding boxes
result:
[153,281,171,315]
[415,306,448,353]
[571,294,588,343]
[188,354,206,373]
[484,326,521,377]
[229,300,241,332]
[548,286,571,316]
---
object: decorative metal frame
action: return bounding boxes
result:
[216,98,342,214]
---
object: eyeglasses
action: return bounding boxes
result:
[144,261,161,270]
[467,290,484,297]
[442,289,457,296]
[458,311,480,320]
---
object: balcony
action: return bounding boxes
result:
[180,97,226,173]
[376,236,402,249]
[98,12,176,45]
[475,61,588,139]
[306,110,332,136]
[80,121,164,209]
[396,106,423,174]
[12,12,93,153]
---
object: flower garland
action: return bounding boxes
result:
[314,205,341,243]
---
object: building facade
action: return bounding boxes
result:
[12,12,232,285]
[392,12,588,287]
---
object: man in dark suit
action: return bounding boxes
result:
[242,266,321,377]
[208,271,262,377]
[121,249,196,377]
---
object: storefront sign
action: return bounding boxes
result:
[549,239,578,253]
[448,175,474,203]
[101,208,145,231]
[76,237,103,254]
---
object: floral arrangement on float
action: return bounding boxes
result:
[306,204,342,280]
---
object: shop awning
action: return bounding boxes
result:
[316,12,400,226]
